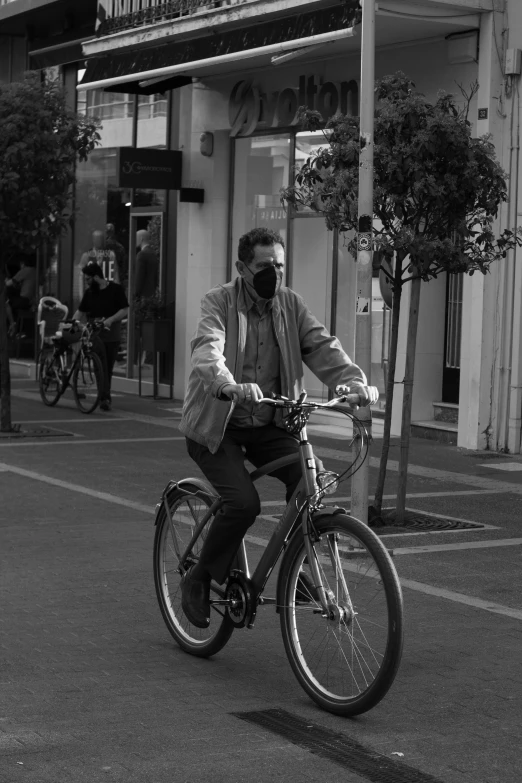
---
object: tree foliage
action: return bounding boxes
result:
[281,71,522,521]
[282,72,522,287]
[0,72,100,268]
[0,72,100,432]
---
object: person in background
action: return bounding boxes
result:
[105,223,128,289]
[134,230,159,299]
[78,230,119,300]
[72,262,129,412]
[6,257,37,337]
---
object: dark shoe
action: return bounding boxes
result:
[296,572,320,603]
[181,566,210,628]
[99,400,111,411]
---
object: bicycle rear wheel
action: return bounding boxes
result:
[38,351,62,407]
[279,514,403,716]
[153,485,234,657]
[72,351,103,414]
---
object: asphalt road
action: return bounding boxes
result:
[0,379,521,783]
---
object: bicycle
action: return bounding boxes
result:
[38,319,106,414]
[153,390,403,717]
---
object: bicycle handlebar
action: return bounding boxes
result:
[257,393,362,409]
[59,319,110,332]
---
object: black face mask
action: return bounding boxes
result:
[248,265,278,299]
[87,279,100,292]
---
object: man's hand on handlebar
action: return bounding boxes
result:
[336,384,379,407]
[221,382,264,403]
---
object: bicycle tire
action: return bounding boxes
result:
[38,351,62,407]
[279,514,403,716]
[72,351,103,414]
[153,485,234,657]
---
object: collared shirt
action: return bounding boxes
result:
[229,287,281,427]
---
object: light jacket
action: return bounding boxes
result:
[179,277,368,454]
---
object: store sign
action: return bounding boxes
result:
[117,148,182,190]
[229,75,358,137]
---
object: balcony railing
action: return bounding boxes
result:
[97,0,252,36]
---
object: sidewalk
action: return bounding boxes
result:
[0,379,520,782]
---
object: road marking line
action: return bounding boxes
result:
[108,410,183,429]
[479,462,522,471]
[12,389,124,400]
[15,417,137,424]
[2,462,519,620]
[241,532,522,620]
[0,436,185,447]
[259,489,505,507]
[0,463,155,513]
[314,446,522,495]
[398,578,522,621]
[392,538,522,555]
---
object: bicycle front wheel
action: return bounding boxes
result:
[279,514,403,716]
[38,351,62,407]
[72,351,103,414]
[153,485,234,657]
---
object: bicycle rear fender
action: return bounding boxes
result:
[275,505,347,612]
[154,477,219,525]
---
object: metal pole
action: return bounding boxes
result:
[351,0,375,524]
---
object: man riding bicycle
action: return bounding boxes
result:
[179,227,378,628]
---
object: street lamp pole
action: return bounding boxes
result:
[351,0,375,524]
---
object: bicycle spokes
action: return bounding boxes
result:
[280,517,403,715]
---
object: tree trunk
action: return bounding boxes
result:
[371,253,404,518]
[396,270,422,523]
[0,265,14,432]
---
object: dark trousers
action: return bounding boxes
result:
[186,424,302,583]
[91,338,119,402]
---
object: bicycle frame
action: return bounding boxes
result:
[44,321,102,395]
[163,421,342,619]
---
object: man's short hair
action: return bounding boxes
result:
[238,228,285,265]
[81,262,104,279]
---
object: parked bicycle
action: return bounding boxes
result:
[154,389,404,716]
[38,319,106,414]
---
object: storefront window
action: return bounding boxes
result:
[231,134,291,266]
[74,70,173,386]
[74,79,134,307]
[294,130,330,214]
[137,94,168,148]
[230,130,365,403]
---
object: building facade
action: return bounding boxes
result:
[1,0,521,453]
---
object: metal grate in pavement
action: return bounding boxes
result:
[374,508,483,532]
[232,709,445,783]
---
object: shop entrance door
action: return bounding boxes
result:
[126,208,165,380]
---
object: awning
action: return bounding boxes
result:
[78,3,360,93]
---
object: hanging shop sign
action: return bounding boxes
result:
[117,147,182,190]
[229,75,358,137]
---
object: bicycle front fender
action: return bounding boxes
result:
[310,506,348,522]
[154,477,219,525]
